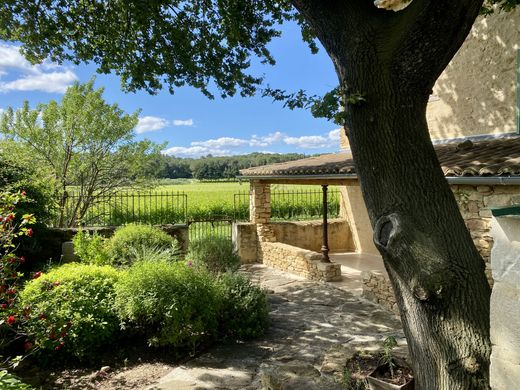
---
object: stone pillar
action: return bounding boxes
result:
[250,180,271,224]
[489,213,520,389]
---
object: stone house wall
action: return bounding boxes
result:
[258,241,342,282]
[361,184,520,312]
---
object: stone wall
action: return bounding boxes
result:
[232,222,258,264]
[490,215,520,390]
[361,271,398,315]
[454,184,520,283]
[48,224,190,261]
[233,219,353,265]
[361,184,520,313]
[269,219,354,253]
[258,242,342,282]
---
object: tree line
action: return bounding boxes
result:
[148,152,306,181]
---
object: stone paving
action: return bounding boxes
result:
[148,264,405,390]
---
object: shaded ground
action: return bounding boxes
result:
[150,264,405,390]
[19,264,405,389]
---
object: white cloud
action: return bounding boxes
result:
[249,131,284,147]
[283,129,340,149]
[172,119,194,126]
[0,44,78,93]
[192,137,248,149]
[136,116,169,134]
[0,70,77,94]
[162,146,231,158]
[135,116,194,134]
[162,128,340,157]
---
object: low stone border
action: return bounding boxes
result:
[258,241,342,282]
[361,270,398,315]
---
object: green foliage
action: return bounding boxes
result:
[482,0,520,14]
[19,263,121,362]
[216,273,269,340]
[189,236,240,274]
[0,159,54,225]
[114,260,219,349]
[0,2,295,98]
[0,371,33,390]
[72,230,110,265]
[0,191,36,354]
[106,224,178,267]
[0,80,162,228]
[381,336,398,378]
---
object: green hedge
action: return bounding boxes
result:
[19,264,121,362]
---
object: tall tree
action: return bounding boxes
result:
[0,80,161,227]
[0,1,515,387]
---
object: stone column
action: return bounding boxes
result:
[250,180,271,224]
[250,180,276,243]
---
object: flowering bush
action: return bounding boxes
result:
[216,272,269,341]
[114,260,219,349]
[106,224,179,267]
[0,191,35,351]
[19,263,121,362]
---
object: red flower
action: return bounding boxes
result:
[6,315,15,325]
[6,288,16,295]
[21,191,26,197]
[26,228,33,237]
[0,304,7,309]
[33,272,42,279]
[19,256,25,264]
[55,342,65,351]
[24,341,33,351]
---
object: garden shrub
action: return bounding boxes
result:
[216,272,269,340]
[0,370,33,390]
[72,230,109,265]
[0,191,36,354]
[114,260,219,349]
[19,263,121,362]
[188,236,240,274]
[106,224,178,267]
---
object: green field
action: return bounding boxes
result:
[61,180,341,228]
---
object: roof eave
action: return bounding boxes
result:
[238,174,520,185]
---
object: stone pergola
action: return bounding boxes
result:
[237,136,520,285]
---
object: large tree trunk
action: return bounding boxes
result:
[291,0,491,388]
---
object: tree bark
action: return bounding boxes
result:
[291,1,491,388]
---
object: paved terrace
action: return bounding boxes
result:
[149,262,403,390]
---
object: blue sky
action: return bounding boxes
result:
[0,22,341,158]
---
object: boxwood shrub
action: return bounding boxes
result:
[114,260,219,349]
[105,224,178,267]
[188,236,240,274]
[19,263,121,362]
[216,272,269,341]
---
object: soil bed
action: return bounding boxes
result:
[345,352,413,388]
[15,337,201,389]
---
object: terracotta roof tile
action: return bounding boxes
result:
[239,137,520,178]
